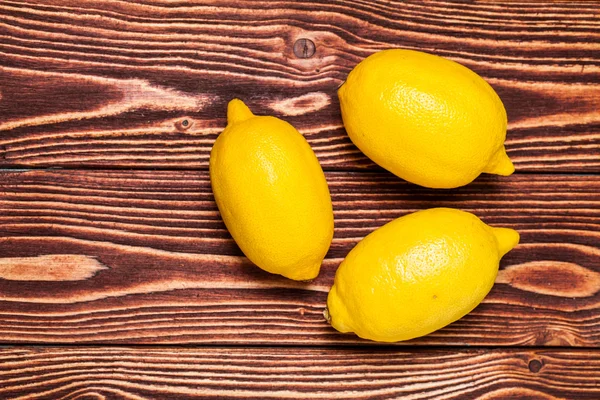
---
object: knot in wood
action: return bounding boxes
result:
[293,38,316,59]
[176,118,192,131]
[528,359,543,373]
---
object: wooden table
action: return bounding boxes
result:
[1,1,599,398]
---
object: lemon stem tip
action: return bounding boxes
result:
[492,227,520,257]
[227,98,254,125]
[323,307,331,324]
[484,147,515,176]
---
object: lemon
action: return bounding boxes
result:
[339,49,514,189]
[210,99,334,281]
[326,208,519,342]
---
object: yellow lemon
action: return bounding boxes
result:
[339,49,514,189]
[326,208,519,342]
[210,99,334,281]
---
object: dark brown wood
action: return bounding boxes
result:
[1,1,598,397]
[1,347,599,399]
[0,169,598,345]
[0,0,599,170]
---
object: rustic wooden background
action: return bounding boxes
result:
[1,0,599,398]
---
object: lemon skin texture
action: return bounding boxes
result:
[326,208,519,342]
[339,49,514,189]
[210,99,334,281]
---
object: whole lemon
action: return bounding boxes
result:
[210,99,334,281]
[326,208,519,342]
[339,49,514,189]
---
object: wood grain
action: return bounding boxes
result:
[0,169,598,345]
[1,347,599,399]
[0,254,107,281]
[0,0,599,170]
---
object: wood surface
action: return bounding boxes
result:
[0,169,598,345]
[0,0,599,171]
[1,347,599,399]
[2,0,600,398]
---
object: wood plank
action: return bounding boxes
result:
[0,0,599,171]
[0,169,598,345]
[0,347,599,399]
